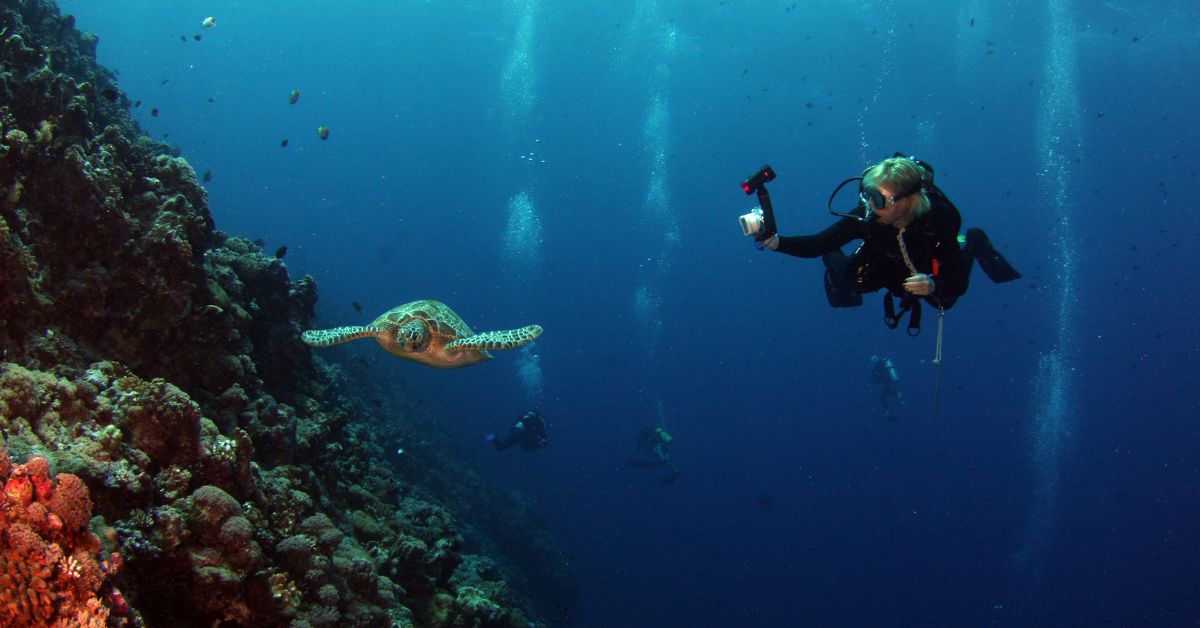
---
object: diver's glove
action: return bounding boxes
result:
[760,233,780,250]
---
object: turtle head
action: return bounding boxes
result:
[395,320,430,353]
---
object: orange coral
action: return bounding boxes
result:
[0,452,116,626]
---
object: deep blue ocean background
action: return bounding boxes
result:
[67,1,1198,625]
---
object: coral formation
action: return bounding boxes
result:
[0,450,119,626]
[0,0,577,625]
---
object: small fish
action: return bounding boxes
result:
[150,108,159,117]
[180,35,187,42]
[207,96,215,103]
[352,302,363,313]
[100,88,118,101]
[161,79,170,85]
[274,245,287,259]
[289,89,300,105]
[134,100,141,108]
[202,16,216,28]
[280,139,289,148]
[969,17,975,27]
[253,238,265,247]
[316,126,330,140]
[194,34,202,41]
[202,169,213,183]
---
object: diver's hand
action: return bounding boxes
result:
[903,273,935,296]
[760,234,779,250]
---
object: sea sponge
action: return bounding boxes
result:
[48,473,93,532]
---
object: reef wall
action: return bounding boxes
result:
[0,1,575,625]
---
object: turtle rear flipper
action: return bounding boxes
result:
[447,324,542,352]
[302,325,385,347]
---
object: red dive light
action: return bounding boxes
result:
[740,164,777,194]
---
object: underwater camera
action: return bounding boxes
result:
[739,207,767,237]
[738,164,777,241]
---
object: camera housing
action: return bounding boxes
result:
[739,207,765,237]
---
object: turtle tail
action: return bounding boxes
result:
[301,325,384,347]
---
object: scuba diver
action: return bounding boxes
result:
[869,355,907,422]
[741,155,1020,333]
[627,426,681,485]
[486,410,549,453]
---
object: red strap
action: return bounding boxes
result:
[931,258,941,277]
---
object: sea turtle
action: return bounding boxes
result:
[301,299,542,369]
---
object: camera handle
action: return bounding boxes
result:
[754,185,777,243]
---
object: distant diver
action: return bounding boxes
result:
[627,426,681,485]
[486,410,549,453]
[869,355,907,422]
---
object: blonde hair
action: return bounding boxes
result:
[863,157,930,217]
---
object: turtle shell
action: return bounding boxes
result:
[375,299,475,346]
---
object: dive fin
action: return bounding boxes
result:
[964,228,1022,283]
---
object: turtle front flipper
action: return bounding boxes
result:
[302,325,385,347]
[447,324,543,352]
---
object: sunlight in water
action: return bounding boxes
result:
[631,8,679,361]
[857,0,896,162]
[632,284,663,357]
[502,190,543,275]
[500,0,539,129]
[516,345,543,405]
[1013,0,1081,590]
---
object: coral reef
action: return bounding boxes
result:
[0,0,576,625]
[0,450,120,627]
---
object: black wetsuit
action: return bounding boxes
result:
[776,188,969,310]
[493,412,549,452]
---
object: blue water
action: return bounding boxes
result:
[69,0,1200,625]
